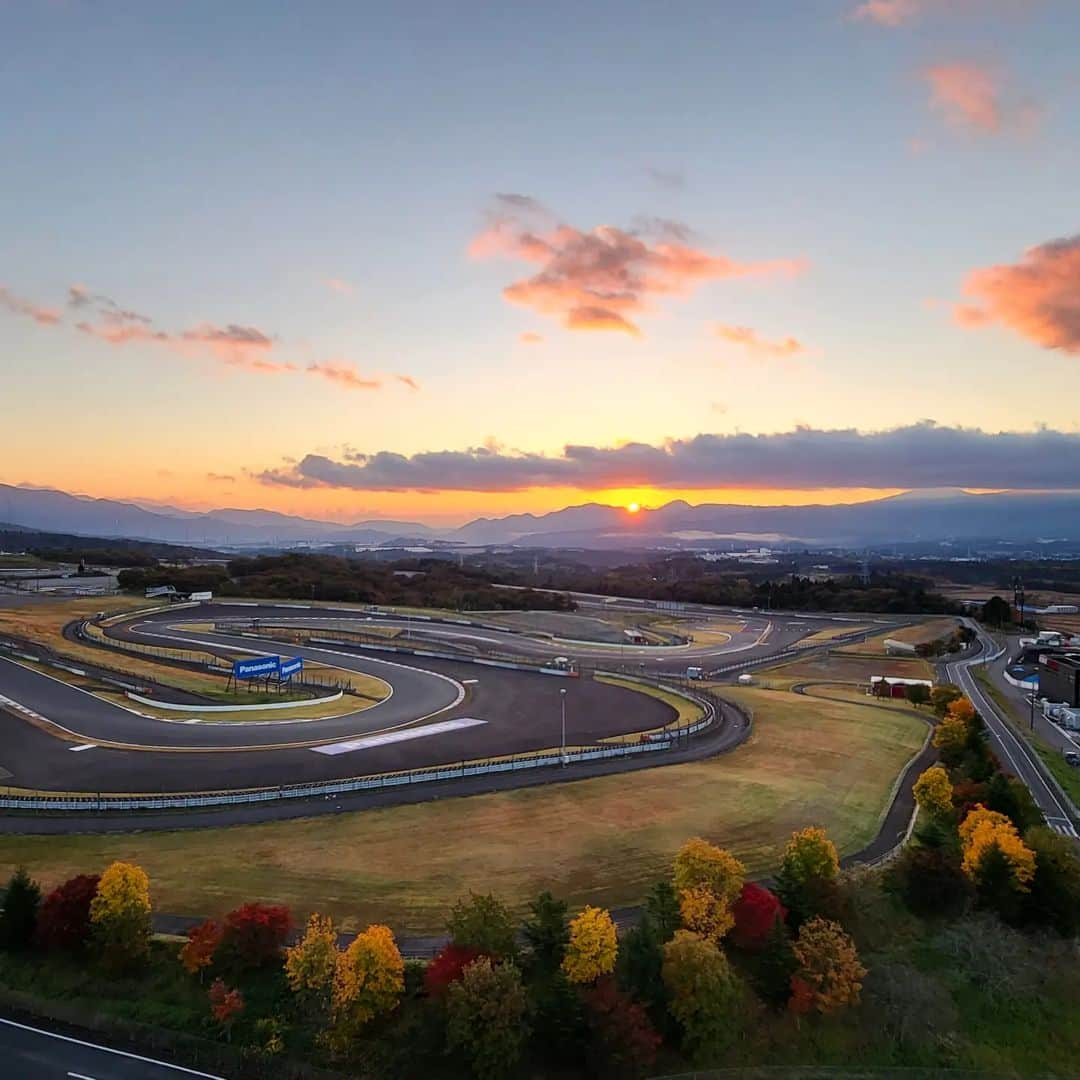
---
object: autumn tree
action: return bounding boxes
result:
[776,827,840,927]
[661,930,742,1061]
[0,868,41,950]
[913,765,955,821]
[789,917,866,1015]
[425,943,484,996]
[446,957,528,1080]
[562,905,618,986]
[89,861,151,974]
[672,837,745,942]
[522,891,569,976]
[219,902,292,972]
[332,923,404,1034]
[930,683,964,717]
[179,918,221,980]
[584,976,661,1078]
[932,716,969,768]
[959,806,1036,893]
[446,892,517,960]
[730,882,786,951]
[35,874,99,952]
[888,845,971,918]
[208,978,244,1041]
[284,913,339,1020]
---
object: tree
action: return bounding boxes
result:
[981,595,1012,628]
[332,924,404,1031]
[752,918,797,1009]
[219,902,292,972]
[528,970,588,1071]
[0,868,41,950]
[984,772,1043,833]
[930,683,964,718]
[947,697,977,726]
[644,880,681,943]
[424,943,484,997]
[35,874,99,952]
[888,845,971,918]
[446,957,528,1080]
[208,979,244,1041]
[672,837,745,942]
[959,805,1036,897]
[913,765,955,821]
[789,917,866,1014]
[1021,826,1080,938]
[661,930,742,1061]
[905,683,931,707]
[446,892,517,960]
[522,891,569,976]
[89,861,151,974]
[284,913,338,1019]
[730,882,786,950]
[584,976,661,1078]
[776,826,840,926]
[562,905,618,985]
[933,716,970,767]
[179,918,221,980]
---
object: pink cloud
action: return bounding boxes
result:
[952,235,1080,354]
[307,361,382,390]
[322,277,355,296]
[395,374,420,391]
[852,0,923,25]
[519,331,544,345]
[922,62,1039,135]
[0,286,61,326]
[471,200,807,335]
[713,323,808,358]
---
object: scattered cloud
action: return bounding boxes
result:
[646,167,686,190]
[255,422,1080,493]
[0,286,61,326]
[519,331,544,345]
[206,472,236,483]
[322,277,355,296]
[307,361,382,390]
[852,0,924,25]
[952,235,1080,355]
[712,323,808,358]
[470,197,807,336]
[922,62,1039,135]
[395,374,421,391]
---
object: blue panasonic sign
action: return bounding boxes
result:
[233,655,281,680]
[279,656,304,680]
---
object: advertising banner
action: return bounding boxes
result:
[279,656,304,681]
[189,591,213,602]
[232,655,280,680]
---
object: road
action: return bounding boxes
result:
[0,1017,222,1079]
[946,620,1078,839]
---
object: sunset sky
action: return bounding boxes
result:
[3,0,1079,526]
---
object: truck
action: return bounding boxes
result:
[686,666,704,680]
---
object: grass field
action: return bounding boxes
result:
[760,651,934,689]
[795,624,869,646]
[0,686,926,934]
[837,616,961,656]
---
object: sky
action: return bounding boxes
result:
[2,0,1079,526]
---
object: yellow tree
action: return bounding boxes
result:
[285,913,339,1020]
[913,765,954,819]
[946,697,977,726]
[672,838,745,942]
[561,905,617,985]
[959,806,1036,891]
[789,916,866,1014]
[332,924,404,1033]
[89,861,152,973]
[932,716,969,765]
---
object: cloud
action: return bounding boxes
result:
[519,331,544,345]
[922,62,1039,135]
[395,374,420,391]
[713,323,808,358]
[952,235,1080,354]
[470,198,807,335]
[0,286,61,326]
[307,361,382,390]
[852,0,924,25]
[322,277,355,296]
[206,472,236,483]
[646,167,686,190]
[254,422,1080,493]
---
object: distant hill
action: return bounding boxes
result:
[1,482,1078,551]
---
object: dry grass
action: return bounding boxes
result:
[795,624,870,646]
[764,651,934,686]
[0,686,925,934]
[836,617,961,656]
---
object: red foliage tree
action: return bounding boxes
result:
[219,903,291,970]
[34,874,100,952]
[179,918,222,978]
[424,944,483,997]
[951,780,989,817]
[585,976,661,1076]
[208,978,244,1039]
[730,882,786,950]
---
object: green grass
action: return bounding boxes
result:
[0,687,925,935]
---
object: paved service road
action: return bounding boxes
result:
[947,620,1078,839]
[0,1017,223,1079]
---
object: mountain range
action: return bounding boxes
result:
[1,482,1078,551]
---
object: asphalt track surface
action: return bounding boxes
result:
[0,599,907,803]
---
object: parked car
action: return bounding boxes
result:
[1064,750,1080,768]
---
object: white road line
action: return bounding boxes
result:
[68,1072,96,1080]
[462,678,479,684]
[0,1017,224,1078]
[312,717,486,756]
[68,743,97,752]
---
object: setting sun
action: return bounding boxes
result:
[626,502,641,513]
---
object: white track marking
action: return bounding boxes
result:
[312,717,486,756]
[68,743,97,752]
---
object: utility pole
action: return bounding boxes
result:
[560,687,567,765]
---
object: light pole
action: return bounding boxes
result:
[560,687,568,765]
